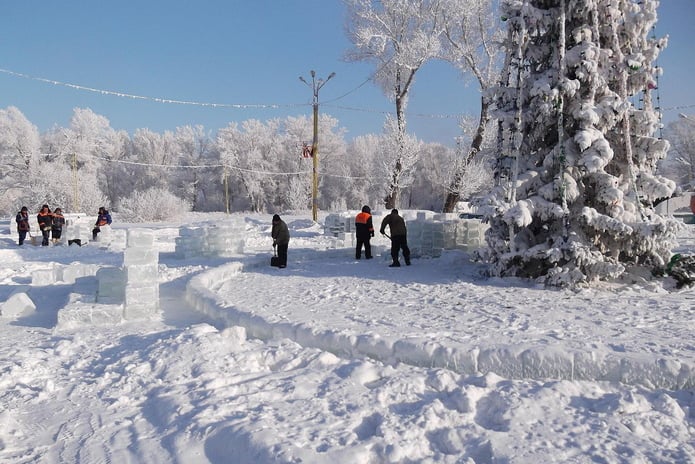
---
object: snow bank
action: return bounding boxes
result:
[185,259,694,390]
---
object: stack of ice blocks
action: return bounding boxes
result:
[174,218,246,259]
[123,228,159,320]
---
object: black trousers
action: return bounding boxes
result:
[390,235,410,264]
[277,243,288,267]
[356,236,372,259]
[41,229,50,246]
[18,230,27,245]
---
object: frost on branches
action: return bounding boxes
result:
[479,0,680,286]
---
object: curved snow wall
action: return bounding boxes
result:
[185,261,694,390]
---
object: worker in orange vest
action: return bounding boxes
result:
[355,205,374,260]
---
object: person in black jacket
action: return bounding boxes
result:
[51,207,66,244]
[15,206,31,246]
[271,214,290,268]
[354,205,374,259]
[37,204,52,246]
[380,208,411,267]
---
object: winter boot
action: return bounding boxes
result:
[389,261,400,267]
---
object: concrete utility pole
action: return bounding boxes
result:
[300,70,335,222]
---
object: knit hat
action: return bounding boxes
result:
[272,214,281,222]
[391,208,399,215]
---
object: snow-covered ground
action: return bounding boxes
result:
[0,212,693,463]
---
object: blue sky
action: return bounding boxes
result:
[1,0,694,147]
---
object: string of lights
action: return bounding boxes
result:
[0,68,303,110]
[9,65,689,119]
[0,66,468,120]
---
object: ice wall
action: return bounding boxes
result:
[174,218,246,259]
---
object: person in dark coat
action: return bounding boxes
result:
[379,208,411,267]
[37,204,52,246]
[271,214,290,268]
[15,206,31,246]
[354,205,374,260]
[51,207,66,244]
[93,207,112,240]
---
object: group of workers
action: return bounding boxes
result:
[354,206,410,267]
[15,205,112,246]
[271,207,410,269]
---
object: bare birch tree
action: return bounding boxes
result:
[345,0,443,208]
[439,0,504,212]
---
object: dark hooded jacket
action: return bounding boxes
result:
[380,209,407,237]
[271,217,290,245]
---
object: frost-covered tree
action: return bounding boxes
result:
[307,115,349,211]
[345,0,443,208]
[61,108,122,212]
[215,119,282,212]
[130,128,177,195]
[117,187,191,222]
[439,0,504,212]
[661,115,695,190]
[172,125,212,211]
[0,107,41,214]
[481,0,679,286]
[375,115,423,207]
[344,134,385,209]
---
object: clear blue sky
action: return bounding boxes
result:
[1,0,694,147]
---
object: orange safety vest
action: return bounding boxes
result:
[355,212,372,227]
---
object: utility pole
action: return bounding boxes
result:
[300,70,335,222]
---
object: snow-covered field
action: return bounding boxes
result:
[0,212,693,463]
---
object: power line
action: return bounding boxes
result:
[82,153,375,180]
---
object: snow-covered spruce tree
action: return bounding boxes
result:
[479,0,680,286]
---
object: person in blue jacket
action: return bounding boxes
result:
[92,207,112,241]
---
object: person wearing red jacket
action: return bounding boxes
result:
[354,205,374,260]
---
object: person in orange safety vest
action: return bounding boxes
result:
[354,205,374,260]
